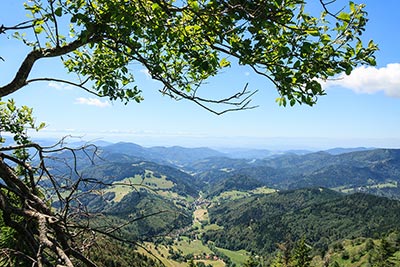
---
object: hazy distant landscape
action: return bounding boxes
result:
[34,140,400,266]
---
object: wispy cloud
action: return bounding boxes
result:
[322,63,400,97]
[48,81,73,90]
[140,68,151,78]
[75,97,111,108]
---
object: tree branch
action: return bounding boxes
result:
[26,77,102,97]
[0,36,99,98]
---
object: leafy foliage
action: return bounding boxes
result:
[0,99,44,145]
[188,149,400,198]
[204,188,400,254]
[1,0,377,113]
[85,237,163,267]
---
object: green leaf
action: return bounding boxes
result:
[189,0,199,11]
[7,101,15,112]
[219,58,231,68]
[54,7,62,17]
[37,122,46,131]
[275,97,286,107]
[301,42,312,55]
[345,65,353,75]
[349,2,355,12]
[306,29,319,37]
[320,34,331,45]
[151,3,161,11]
[338,12,351,21]
[367,57,377,66]
[34,26,44,34]
[356,40,363,53]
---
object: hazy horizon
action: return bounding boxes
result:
[8,130,399,151]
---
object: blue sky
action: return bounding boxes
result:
[1,0,400,150]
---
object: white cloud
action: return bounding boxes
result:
[75,97,111,108]
[48,81,73,90]
[140,68,151,78]
[322,63,400,97]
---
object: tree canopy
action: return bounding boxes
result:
[1,0,377,114]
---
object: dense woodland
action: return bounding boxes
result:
[205,189,400,254]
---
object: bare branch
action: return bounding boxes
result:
[0,19,39,34]
[26,77,102,96]
[1,153,37,191]
[319,0,347,20]
[48,0,60,47]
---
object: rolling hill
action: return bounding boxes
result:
[204,188,400,255]
[35,142,400,266]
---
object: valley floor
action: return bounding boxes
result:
[136,191,400,267]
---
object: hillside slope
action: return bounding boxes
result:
[204,188,400,254]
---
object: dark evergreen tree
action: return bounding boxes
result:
[288,237,311,267]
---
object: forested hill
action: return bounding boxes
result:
[45,142,400,199]
[188,148,400,198]
[99,142,225,166]
[36,142,400,266]
[204,188,400,255]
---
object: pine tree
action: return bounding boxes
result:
[289,237,312,267]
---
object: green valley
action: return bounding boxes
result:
[4,142,400,266]
[69,144,400,266]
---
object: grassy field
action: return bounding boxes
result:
[139,239,255,267]
[194,208,209,223]
[368,181,397,189]
[333,181,398,194]
[137,235,400,267]
[203,224,223,231]
[138,243,186,267]
[175,239,214,255]
[213,190,250,201]
[104,170,175,202]
[194,260,225,267]
[213,187,276,202]
[215,247,249,266]
[138,240,227,267]
[250,186,277,194]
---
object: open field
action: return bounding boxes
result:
[138,240,227,267]
[215,247,249,266]
[333,181,398,194]
[104,170,175,202]
[213,186,276,202]
[250,186,277,194]
[175,239,213,255]
[194,208,209,223]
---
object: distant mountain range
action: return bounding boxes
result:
[100,142,224,166]
[36,140,400,263]
[35,140,399,197]
[3,137,374,159]
[99,142,376,160]
[40,141,399,197]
